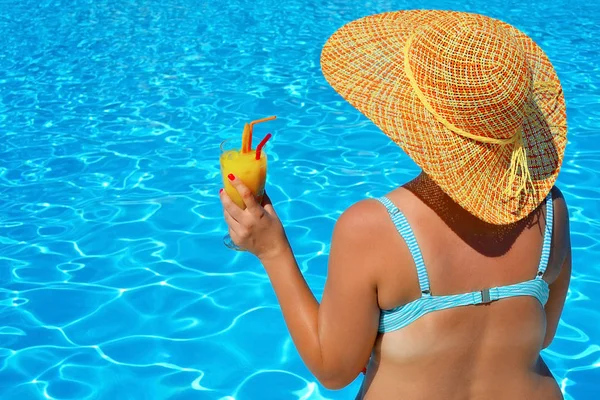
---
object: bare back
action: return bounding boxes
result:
[358,178,571,400]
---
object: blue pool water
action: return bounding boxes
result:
[0,0,599,399]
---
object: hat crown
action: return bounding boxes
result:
[406,13,533,140]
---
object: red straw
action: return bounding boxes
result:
[255,133,272,160]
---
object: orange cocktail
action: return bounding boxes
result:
[220,141,268,208]
[219,116,276,250]
[219,116,276,251]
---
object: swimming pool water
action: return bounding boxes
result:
[0,0,599,399]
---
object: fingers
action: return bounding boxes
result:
[220,190,251,240]
[219,188,246,222]
[224,207,254,248]
[222,202,249,248]
[226,174,262,215]
[223,208,239,230]
[223,208,245,237]
[261,191,277,217]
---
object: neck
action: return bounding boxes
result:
[403,172,541,256]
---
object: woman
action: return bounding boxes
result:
[219,10,571,400]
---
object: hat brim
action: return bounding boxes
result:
[321,10,567,224]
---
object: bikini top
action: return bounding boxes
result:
[374,192,553,333]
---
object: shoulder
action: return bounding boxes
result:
[550,185,566,205]
[550,186,570,232]
[330,198,396,265]
[550,186,567,211]
[548,186,571,275]
[334,198,390,240]
[328,198,396,283]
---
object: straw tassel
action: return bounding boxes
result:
[503,128,536,198]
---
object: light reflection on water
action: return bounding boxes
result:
[0,0,599,398]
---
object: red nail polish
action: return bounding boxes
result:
[228,174,235,181]
[219,188,223,194]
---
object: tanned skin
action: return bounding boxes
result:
[219,172,570,399]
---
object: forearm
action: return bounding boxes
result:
[259,245,325,375]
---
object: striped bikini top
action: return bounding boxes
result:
[374,192,553,333]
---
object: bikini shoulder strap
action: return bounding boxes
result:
[375,196,431,295]
[536,191,554,278]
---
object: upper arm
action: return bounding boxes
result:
[317,200,384,387]
[543,188,572,349]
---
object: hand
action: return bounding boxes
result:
[219,175,290,260]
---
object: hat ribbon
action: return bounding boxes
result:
[403,33,562,199]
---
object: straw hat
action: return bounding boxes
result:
[321,10,567,224]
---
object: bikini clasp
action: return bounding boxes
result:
[480,288,491,304]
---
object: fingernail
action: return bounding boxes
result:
[219,188,223,194]
[228,174,235,181]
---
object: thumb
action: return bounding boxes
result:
[261,191,278,217]
[261,191,273,207]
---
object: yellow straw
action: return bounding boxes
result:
[249,116,277,130]
[247,116,277,152]
[241,123,250,153]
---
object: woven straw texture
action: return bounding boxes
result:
[321,10,567,224]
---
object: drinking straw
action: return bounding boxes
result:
[255,133,272,160]
[247,116,276,151]
[241,123,250,153]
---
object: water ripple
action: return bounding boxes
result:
[1,0,599,399]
